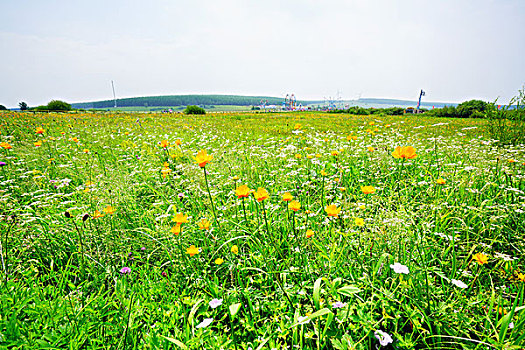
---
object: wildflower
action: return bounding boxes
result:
[451,279,468,289]
[215,258,224,265]
[374,330,393,347]
[331,151,339,156]
[361,186,376,194]
[172,213,188,224]
[196,318,213,329]
[367,146,374,152]
[254,187,269,202]
[34,141,42,147]
[175,139,181,146]
[436,178,446,185]
[0,142,12,149]
[232,175,239,181]
[186,245,199,257]
[354,218,364,226]
[195,149,213,167]
[119,267,131,274]
[325,204,341,217]
[294,124,301,130]
[171,224,181,235]
[209,299,223,309]
[0,161,6,167]
[288,200,301,212]
[235,185,251,198]
[92,210,104,219]
[508,159,516,163]
[161,168,172,178]
[35,127,45,134]
[160,140,169,148]
[332,301,346,309]
[320,170,328,176]
[392,146,417,159]
[104,205,115,215]
[231,245,239,255]
[70,137,79,143]
[83,149,89,154]
[282,192,293,201]
[198,218,211,230]
[517,272,525,282]
[306,230,314,238]
[473,252,488,265]
[295,153,302,159]
[390,262,409,274]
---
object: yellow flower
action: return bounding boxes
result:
[473,252,489,265]
[392,146,417,159]
[198,218,211,230]
[0,142,12,149]
[235,184,251,198]
[367,147,374,152]
[325,204,341,217]
[331,151,339,156]
[35,127,45,134]
[172,213,188,224]
[282,192,293,202]
[195,149,213,168]
[92,210,104,219]
[215,258,224,265]
[254,187,269,202]
[232,175,239,181]
[294,124,301,130]
[83,149,89,153]
[171,224,181,235]
[160,139,169,148]
[70,137,79,143]
[508,159,516,163]
[517,272,525,282]
[361,186,376,194]
[295,153,302,159]
[436,178,446,185]
[231,245,239,255]
[288,200,301,212]
[161,168,172,178]
[306,230,314,238]
[175,139,182,146]
[104,205,115,215]
[354,218,365,226]
[320,170,328,176]
[34,141,42,147]
[186,245,199,257]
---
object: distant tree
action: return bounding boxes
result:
[0,105,7,111]
[19,101,28,110]
[456,100,489,118]
[46,100,72,111]
[184,105,206,115]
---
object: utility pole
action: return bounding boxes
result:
[111,80,117,108]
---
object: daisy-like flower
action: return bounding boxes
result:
[451,279,468,289]
[35,127,45,134]
[186,245,199,257]
[235,184,250,198]
[160,140,169,148]
[172,213,188,224]
[354,218,365,226]
[196,318,213,329]
[374,330,393,346]
[473,252,489,265]
[392,146,417,159]
[282,192,293,201]
[215,258,224,265]
[104,205,115,215]
[390,262,409,274]
[361,186,376,194]
[231,245,239,255]
[436,178,446,185]
[306,230,314,238]
[198,218,211,230]
[209,299,223,309]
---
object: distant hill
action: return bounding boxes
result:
[69,94,457,111]
[71,94,317,109]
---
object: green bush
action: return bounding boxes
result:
[487,88,525,145]
[184,105,206,115]
[47,100,72,111]
[0,105,7,111]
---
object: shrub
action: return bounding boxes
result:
[0,105,7,111]
[184,105,206,115]
[47,100,72,111]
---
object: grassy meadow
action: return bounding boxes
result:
[0,110,524,349]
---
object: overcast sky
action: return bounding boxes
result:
[1,0,524,107]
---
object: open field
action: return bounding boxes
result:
[85,105,253,113]
[0,111,524,349]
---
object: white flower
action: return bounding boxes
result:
[196,318,213,329]
[374,330,393,346]
[390,262,409,274]
[209,298,223,309]
[451,279,468,289]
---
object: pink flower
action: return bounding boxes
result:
[120,267,131,274]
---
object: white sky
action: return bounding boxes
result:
[1,0,524,108]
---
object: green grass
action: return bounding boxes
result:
[0,110,524,349]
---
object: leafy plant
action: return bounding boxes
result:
[184,105,206,115]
